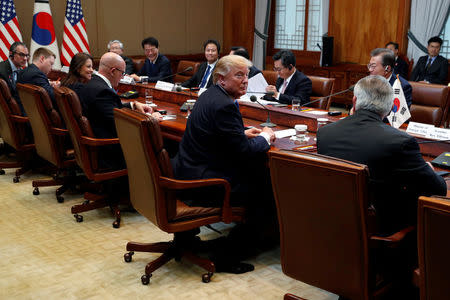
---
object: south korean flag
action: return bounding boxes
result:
[386,75,410,129]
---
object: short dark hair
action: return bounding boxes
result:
[233,48,250,60]
[203,39,220,53]
[230,46,244,51]
[428,36,443,46]
[9,41,26,53]
[370,48,395,69]
[61,52,93,86]
[385,41,399,49]
[273,50,296,69]
[141,37,159,49]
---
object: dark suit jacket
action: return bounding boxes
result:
[249,65,262,79]
[264,70,312,105]
[137,54,172,83]
[389,73,412,108]
[122,55,135,75]
[0,59,23,115]
[181,61,214,88]
[17,64,57,110]
[410,55,448,84]
[173,84,270,193]
[317,109,447,234]
[394,57,409,79]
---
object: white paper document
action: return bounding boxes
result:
[274,129,296,139]
[247,72,269,97]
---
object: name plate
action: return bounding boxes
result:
[406,121,434,136]
[155,81,174,91]
[426,127,450,140]
[119,75,134,84]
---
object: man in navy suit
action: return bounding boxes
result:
[410,36,448,85]
[173,55,275,274]
[181,39,220,88]
[385,41,409,79]
[368,48,412,108]
[265,50,312,104]
[130,37,172,83]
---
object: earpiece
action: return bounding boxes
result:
[288,65,292,70]
[384,65,389,71]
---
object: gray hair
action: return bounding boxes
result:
[107,40,123,50]
[354,75,394,117]
[213,55,252,84]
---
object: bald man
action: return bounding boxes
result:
[78,52,160,170]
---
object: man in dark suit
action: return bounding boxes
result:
[78,52,160,170]
[265,50,312,104]
[17,47,61,111]
[317,75,446,235]
[130,37,172,83]
[229,46,262,78]
[173,55,275,274]
[410,36,448,84]
[0,41,29,115]
[385,42,409,79]
[108,39,135,74]
[181,39,220,88]
[368,48,412,108]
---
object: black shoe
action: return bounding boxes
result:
[215,261,255,274]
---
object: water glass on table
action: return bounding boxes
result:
[186,99,196,118]
[292,98,301,111]
[145,88,153,105]
[141,76,149,85]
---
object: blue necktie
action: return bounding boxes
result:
[199,65,211,88]
[234,100,239,110]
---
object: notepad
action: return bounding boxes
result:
[274,129,296,139]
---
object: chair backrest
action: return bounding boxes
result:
[262,70,278,86]
[269,150,372,300]
[417,196,450,300]
[399,54,414,79]
[173,60,200,83]
[409,81,449,127]
[17,83,66,167]
[114,108,175,230]
[54,86,98,177]
[0,79,32,150]
[308,75,335,110]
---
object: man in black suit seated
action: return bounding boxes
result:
[181,39,220,88]
[78,52,161,171]
[368,48,412,108]
[108,39,135,75]
[385,41,409,79]
[317,75,446,236]
[0,41,29,115]
[410,36,448,84]
[264,50,312,104]
[229,46,262,78]
[130,37,172,83]
[173,54,276,274]
[17,47,60,110]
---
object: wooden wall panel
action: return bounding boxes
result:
[223,0,255,55]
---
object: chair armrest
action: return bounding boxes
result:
[50,127,68,136]
[10,115,29,123]
[80,136,120,146]
[159,176,233,223]
[370,226,416,248]
[92,168,128,181]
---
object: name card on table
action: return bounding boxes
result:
[426,127,450,140]
[406,122,434,136]
[155,81,174,91]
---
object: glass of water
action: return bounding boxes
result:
[145,88,153,105]
[186,99,196,118]
[292,98,301,111]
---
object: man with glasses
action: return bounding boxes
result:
[79,52,161,170]
[130,36,172,83]
[368,48,412,108]
[0,42,29,115]
[107,39,135,75]
[264,49,311,104]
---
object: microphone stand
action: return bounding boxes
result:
[250,95,276,127]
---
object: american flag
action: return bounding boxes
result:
[0,0,22,61]
[60,0,90,66]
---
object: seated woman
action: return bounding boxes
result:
[61,53,94,95]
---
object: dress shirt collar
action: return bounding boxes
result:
[207,60,218,69]
[387,73,392,82]
[95,73,113,89]
[427,55,437,65]
[282,70,296,87]
[8,58,20,72]
[150,53,159,64]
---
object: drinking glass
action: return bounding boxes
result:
[292,98,301,111]
[145,88,153,105]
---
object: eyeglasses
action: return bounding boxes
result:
[102,63,126,76]
[14,52,30,58]
[273,67,284,72]
[367,63,377,71]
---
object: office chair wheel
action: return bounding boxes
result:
[112,220,120,228]
[124,251,134,263]
[0,169,5,175]
[56,195,64,203]
[33,187,40,195]
[74,214,83,222]
[141,274,151,285]
[13,176,19,183]
[202,272,213,283]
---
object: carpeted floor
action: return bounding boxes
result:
[0,158,336,300]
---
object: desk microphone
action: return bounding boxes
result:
[250,95,276,127]
[158,66,193,82]
[300,85,355,109]
[175,86,197,112]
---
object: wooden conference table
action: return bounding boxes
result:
[118,82,450,192]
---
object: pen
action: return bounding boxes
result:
[298,145,314,150]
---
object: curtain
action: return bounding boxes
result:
[253,0,271,70]
[407,0,450,66]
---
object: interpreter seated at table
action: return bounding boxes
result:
[317,75,446,236]
[173,55,276,274]
[107,39,135,75]
[129,37,172,83]
[264,49,311,105]
[229,46,261,79]
[60,52,94,95]
[181,39,220,89]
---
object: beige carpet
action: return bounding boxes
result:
[0,163,337,300]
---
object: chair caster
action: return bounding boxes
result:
[202,272,213,283]
[33,187,40,195]
[56,195,64,203]
[0,169,5,175]
[141,274,151,285]
[13,176,19,183]
[112,220,120,228]
[124,251,134,263]
[74,214,83,222]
